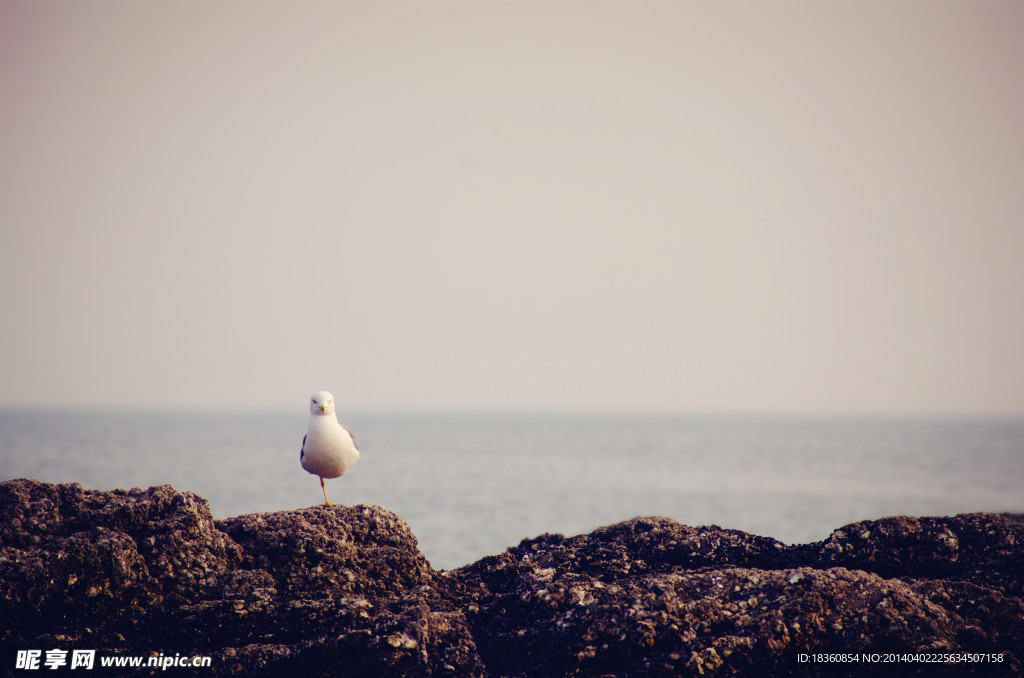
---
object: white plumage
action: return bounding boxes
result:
[300,390,360,506]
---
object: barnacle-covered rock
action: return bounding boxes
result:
[1,478,1020,677]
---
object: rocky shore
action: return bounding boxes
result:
[1,478,1021,676]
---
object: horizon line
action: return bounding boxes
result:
[1,403,1022,422]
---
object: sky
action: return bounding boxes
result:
[2,1,1023,416]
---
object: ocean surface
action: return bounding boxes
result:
[1,410,1022,570]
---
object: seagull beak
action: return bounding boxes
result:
[319,405,325,414]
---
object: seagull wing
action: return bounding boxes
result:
[342,425,359,451]
[300,434,306,461]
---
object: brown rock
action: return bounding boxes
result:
[1,478,1020,677]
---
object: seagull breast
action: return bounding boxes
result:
[301,415,360,479]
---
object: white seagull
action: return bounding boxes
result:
[300,390,360,506]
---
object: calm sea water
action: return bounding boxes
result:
[1,410,1022,570]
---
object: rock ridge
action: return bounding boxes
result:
[1,478,1020,676]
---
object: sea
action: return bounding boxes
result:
[1,410,1022,571]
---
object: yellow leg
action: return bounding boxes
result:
[320,477,333,506]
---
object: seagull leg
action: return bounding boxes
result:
[320,477,333,506]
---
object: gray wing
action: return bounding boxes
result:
[342,425,359,451]
[300,434,306,460]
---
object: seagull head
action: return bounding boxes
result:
[310,391,336,416]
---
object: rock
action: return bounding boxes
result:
[0,479,483,677]
[1,478,1021,676]
[456,515,1023,676]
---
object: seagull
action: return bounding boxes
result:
[300,390,360,506]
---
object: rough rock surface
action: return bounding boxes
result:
[1,478,1020,676]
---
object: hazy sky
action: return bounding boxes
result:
[2,1,1023,415]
